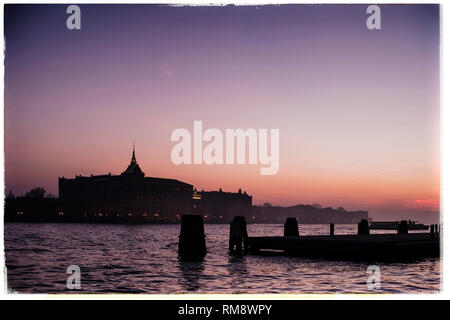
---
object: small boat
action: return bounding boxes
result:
[369,220,429,231]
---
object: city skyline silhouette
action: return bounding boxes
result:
[4,4,440,222]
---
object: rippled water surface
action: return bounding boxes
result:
[5,223,440,294]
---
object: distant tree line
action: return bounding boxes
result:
[5,187,56,199]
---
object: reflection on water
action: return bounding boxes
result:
[178,257,205,292]
[227,256,248,278]
[4,223,440,294]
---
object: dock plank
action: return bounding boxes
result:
[247,233,440,261]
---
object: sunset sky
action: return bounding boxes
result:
[4,4,440,221]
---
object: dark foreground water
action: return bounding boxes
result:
[5,223,440,294]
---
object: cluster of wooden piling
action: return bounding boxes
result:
[284,218,299,237]
[178,215,249,258]
[229,216,248,255]
[431,224,440,234]
[178,215,440,261]
[178,215,206,258]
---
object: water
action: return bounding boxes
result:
[4,223,440,294]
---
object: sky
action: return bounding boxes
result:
[4,4,440,221]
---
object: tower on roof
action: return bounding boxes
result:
[131,141,137,164]
[121,144,145,177]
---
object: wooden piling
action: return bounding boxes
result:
[284,218,299,237]
[431,224,435,235]
[357,219,370,235]
[397,220,408,234]
[330,223,335,236]
[178,215,206,258]
[229,216,248,255]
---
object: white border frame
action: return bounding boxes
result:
[0,0,447,300]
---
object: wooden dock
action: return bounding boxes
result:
[247,233,440,261]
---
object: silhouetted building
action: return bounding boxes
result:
[4,197,71,222]
[5,147,370,225]
[58,147,193,222]
[193,188,252,223]
[251,204,368,224]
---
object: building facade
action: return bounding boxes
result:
[58,147,193,222]
[193,188,253,223]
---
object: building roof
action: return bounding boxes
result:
[121,145,145,177]
[59,145,192,187]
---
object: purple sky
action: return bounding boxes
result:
[4,4,440,221]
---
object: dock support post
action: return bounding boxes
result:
[178,215,206,258]
[229,216,248,255]
[284,218,299,237]
[397,220,408,234]
[330,223,335,236]
[357,219,370,235]
[431,224,435,235]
